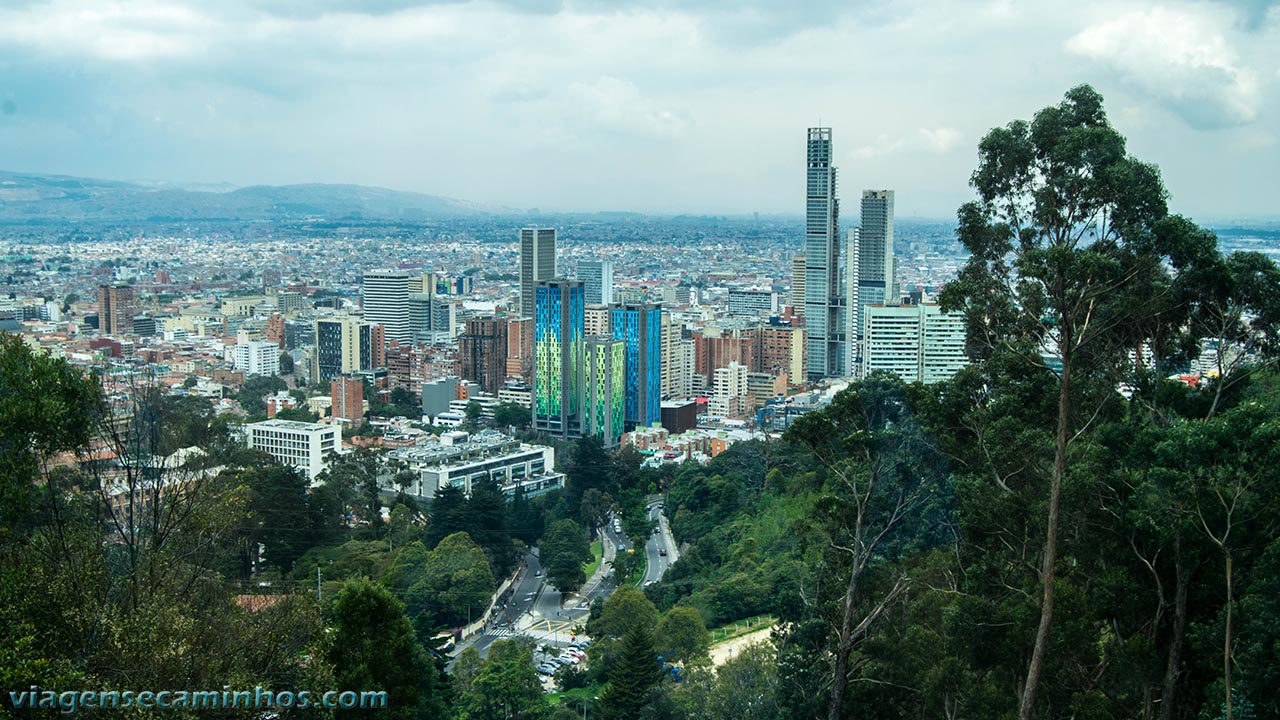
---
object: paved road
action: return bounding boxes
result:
[642,501,674,586]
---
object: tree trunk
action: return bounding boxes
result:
[1159,533,1188,720]
[828,556,862,720]
[1019,360,1071,720]
[1224,549,1233,720]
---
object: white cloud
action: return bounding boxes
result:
[1066,6,1260,128]
[854,128,960,158]
[918,127,961,153]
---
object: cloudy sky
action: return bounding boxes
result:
[0,0,1276,219]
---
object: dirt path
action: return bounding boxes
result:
[708,626,773,666]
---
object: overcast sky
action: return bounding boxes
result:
[0,0,1276,219]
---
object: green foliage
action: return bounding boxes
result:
[326,578,445,720]
[655,606,710,664]
[600,622,660,720]
[384,533,495,632]
[237,374,287,416]
[494,401,532,429]
[541,519,592,595]
[455,638,549,720]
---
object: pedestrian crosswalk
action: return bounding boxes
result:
[485,626,516,638]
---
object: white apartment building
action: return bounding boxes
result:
[243,419,341,483]
[233,340,281,376]
[862,303,968,384]
[710,361,749,419]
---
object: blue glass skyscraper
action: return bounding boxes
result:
[611,302,661,430]
[534,279,585,439]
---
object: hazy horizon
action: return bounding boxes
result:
[0,0,1276,219]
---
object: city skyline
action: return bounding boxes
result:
[0,1,1276,220]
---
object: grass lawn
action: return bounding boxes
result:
[708,614,777,645]
[582,540,603,580]
[547,683,605,706]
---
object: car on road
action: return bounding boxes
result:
[535,570,542,577]
[659,549,668,556]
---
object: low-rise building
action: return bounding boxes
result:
[389,430,564,499]
[242,419,341,483]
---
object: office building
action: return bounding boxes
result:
[578,259,615,305]
[533,279,585,439]
[584,335,626,447]
[757,325,805,385]
[505,317,534,381]
[408,292,455,345]
[611,302,662,430]
[728,289,779,317]
[791,255,806,318]
[330,376,365,426]
[520,228,557,317]
[862,302,967,384]
[243,419,340,483]
[97,284,135,335]
[315,316,361,381]
[358,322,385,372]
[857,190,896,363]
[803,127,851,379]
[233,340,281,376]
[460,317,508,394]
[362,269,413,344]
[390,431,564,499]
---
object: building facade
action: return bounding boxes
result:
[862,302,968,384]
[98,284,136,336]
[459,316,508,394]
[803,127,852,379]
[362,269,412,344]
[233,340,281,376]
[520,227,557,317]
[584,335,626,447]
[330,376,365,425]
[243,419,340,483]
[578,259,615,305]
[856,190,896,365]
[611,302,662,430]
[533,279,585,439]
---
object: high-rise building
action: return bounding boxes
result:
[533,280,584,439]
[520,228,557,317]
[659,310,682,397]
[578,259,615,305]
[791,255,806,318]
[862,302,967,384]
[505,317,534,382]
[584,305,611,337]
[408,293,455,345]
[757,325,805,385]
[584,335,626,447]
[611,302,662,430]
[856,190,895,364]
[97,284,135,335]
[803,127,850,380]
[728,289,779,317]
[460,317,508,394]
[362,269,412,344]
[315,316,361,381]
[359,322,385,372]
[330,376,365,426]
[710,361,749,419]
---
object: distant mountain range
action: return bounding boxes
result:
[0,171,518,223]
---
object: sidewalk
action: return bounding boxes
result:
[565,526,613,608]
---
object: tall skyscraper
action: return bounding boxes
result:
[856,190,896,364]
[611,302,662,430]
[803,127,849,380]
[791,254,806,318]
[578,259,614,305]
[533,279,584,439]
[460,317,508,394]
[520,228,557,317]
[362,270,412,344]
[584,335,626,447]
[97,284,135,335]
